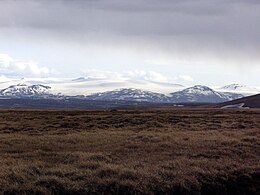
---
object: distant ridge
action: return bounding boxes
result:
[71,77,88,82]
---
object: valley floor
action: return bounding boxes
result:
[0,108,259,194]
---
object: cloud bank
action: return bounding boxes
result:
[0,54,50,77]
[1,0,259,61]
[83,69,169,83]
[0,0,259,85]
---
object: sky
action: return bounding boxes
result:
[0,0,260,87]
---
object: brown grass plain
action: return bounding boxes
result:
[0,108,259,194]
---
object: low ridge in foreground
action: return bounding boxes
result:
[219,93,260,108]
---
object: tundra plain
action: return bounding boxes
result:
[0,108,259,194]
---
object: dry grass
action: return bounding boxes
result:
[0,108,259,194]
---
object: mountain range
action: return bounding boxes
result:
[0,83,248,103]
[2,77,259,96]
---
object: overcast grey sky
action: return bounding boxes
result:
[0,0,259,86]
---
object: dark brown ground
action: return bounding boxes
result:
[0,108,259,194]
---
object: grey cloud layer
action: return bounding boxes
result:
[0,0,260,65]
[1,0,259,35]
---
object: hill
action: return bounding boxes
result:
[219,94,260,108]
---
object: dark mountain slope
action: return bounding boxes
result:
[219,94,260,108]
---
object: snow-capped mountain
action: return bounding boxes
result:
[86,88,170,102]
[0,77,185,96]
[0,83,245,103]
[0,78,251,104]
[0,83,56,98]
[218,84,260,95]
[170,85,244,103]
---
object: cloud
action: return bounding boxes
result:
[0,53,50,77]
[1,0,260,59]
[179,75,194,82]
[0,54,12,68]
[126,70,168,82]
[175,75,194,82]
[0,75,9,82]
[0,0,260,86]
[83,69,168,82]
[144,59,170,66]
[83,69,123,80]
